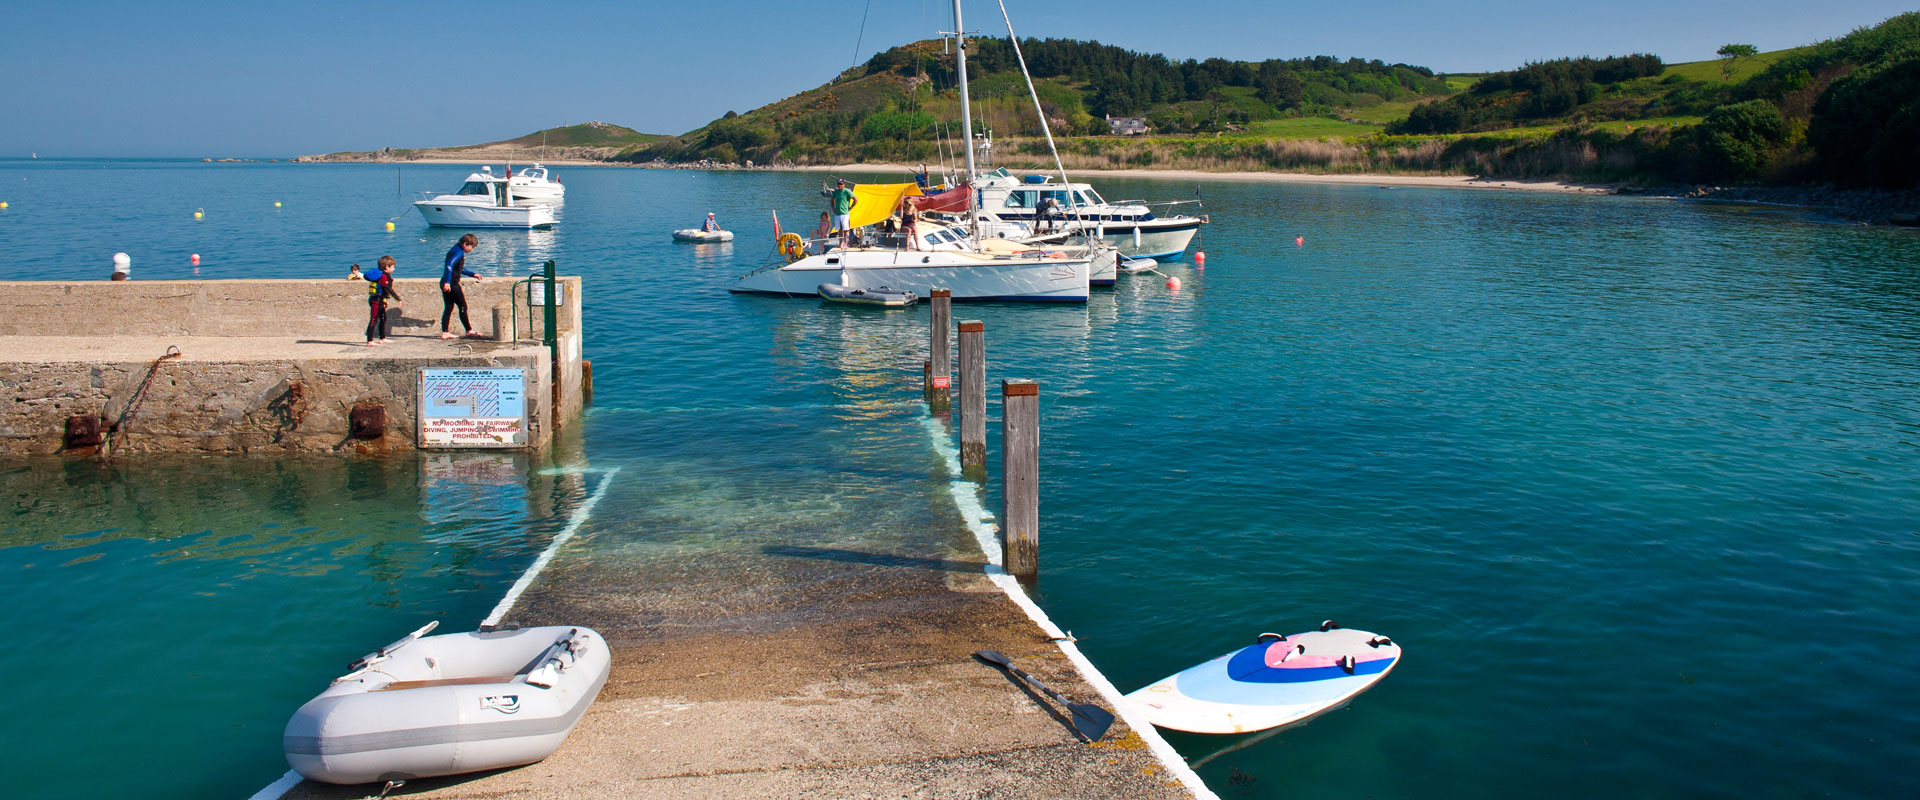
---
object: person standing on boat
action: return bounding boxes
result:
[364,255,402,346]
[901,203,920,250]
[814,211,834,254]
[702,212,720,232]
[828,178,857,248]
[439,234,484,340]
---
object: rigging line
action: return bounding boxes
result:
[850,0,875,73]
[996,0,1079,226]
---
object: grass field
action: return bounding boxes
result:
[1233,117,1384,140]
[1342,99,1424,124]
[1661,45,1812,83]
[1443,75,1483,91]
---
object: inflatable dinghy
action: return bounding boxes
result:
[1124,622,1400,734]
[817,283,918,307]
[284,622,611,785]
[672,229,734,243]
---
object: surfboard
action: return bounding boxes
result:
[1123,623,1401,734]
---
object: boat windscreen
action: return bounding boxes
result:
[458,181,492,195]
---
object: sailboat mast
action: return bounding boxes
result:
[952,0,977,183]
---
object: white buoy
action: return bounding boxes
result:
[112,253,130,278]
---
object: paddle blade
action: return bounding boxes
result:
[1070,703,1115,742]
[973,650,1013,669]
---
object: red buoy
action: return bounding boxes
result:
[1295,236,1305,247]
[1166,276,1182,290]
[190,253,200,265]
[1194,251,1206,267]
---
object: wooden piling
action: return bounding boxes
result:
[959,320,986,472]
[926,289,952,411]
[1001,379,1039,577]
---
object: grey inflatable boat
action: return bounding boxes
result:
[284,622,610,785]
[817,283,918,307]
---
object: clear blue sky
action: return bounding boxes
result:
[3,0,1912,157]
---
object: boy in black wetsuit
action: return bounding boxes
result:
[364,255,401,346]
[440,233,485,339]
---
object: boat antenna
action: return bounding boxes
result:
[996,0,1080,232]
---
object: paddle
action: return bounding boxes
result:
[974,650,1114,742]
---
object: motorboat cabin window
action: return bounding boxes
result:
[1041,190,1069,207]
[1072,191,1091,206]
[1085,189,1108,205]
[1005,190,1035,209]
[458,181,493,195]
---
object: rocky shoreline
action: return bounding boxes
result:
[1643,184,1920,226]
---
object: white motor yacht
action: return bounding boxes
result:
[973,168,1205,261]
[508,163,565,202]
[415,167,557,228]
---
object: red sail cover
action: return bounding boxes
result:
[908,182,971,213]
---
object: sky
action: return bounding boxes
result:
[2,0,1914,157]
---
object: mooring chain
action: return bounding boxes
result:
[99,346,182,462]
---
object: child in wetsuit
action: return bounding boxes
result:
[364,255,401,346]
[440,233,484,339]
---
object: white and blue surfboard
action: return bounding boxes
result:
[1124,623,1401,734]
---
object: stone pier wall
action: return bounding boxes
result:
[0,278,584,456]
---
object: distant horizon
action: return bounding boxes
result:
[5,0,1914,158]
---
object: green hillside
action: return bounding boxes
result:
[491,122,667,150]
[628,38,1454,164]
[636,12,1920,190]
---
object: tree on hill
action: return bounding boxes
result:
[1717,44,1759,78]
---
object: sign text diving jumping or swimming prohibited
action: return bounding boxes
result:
[418,368,531,449]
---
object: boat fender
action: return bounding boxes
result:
[1257,632,1287,643]
[1319,619,1340,632]
[1340,655,1357,675]
[1367,636,1392,648]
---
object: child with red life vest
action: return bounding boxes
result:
[363,255,402,346]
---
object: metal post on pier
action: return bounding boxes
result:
[1001,379,1039,577]
[927,289,952,411]
[542,259,560,418]
[958,320,986,474]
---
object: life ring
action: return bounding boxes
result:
[777,232,807,261]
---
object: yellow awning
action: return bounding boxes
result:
[846,183,923,230]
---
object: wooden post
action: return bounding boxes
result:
[959,320,986,472]
[926,289,952,411]
[1001,379,1038,577]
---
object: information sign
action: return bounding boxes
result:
[418,368,531,448]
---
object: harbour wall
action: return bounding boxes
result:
[0,278,584,456]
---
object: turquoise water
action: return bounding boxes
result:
[2,160,1917,798]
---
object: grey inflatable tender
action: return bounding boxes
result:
[817,282,918,307]
[284,622,611,785]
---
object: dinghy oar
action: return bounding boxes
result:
[973,649,1114,742]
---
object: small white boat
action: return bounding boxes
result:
[818,283,918,306]
[508,163,565,202]
[673,228,734,243]
[414,167,557,228]
[284,622,610,785]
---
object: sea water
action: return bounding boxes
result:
[0,160,1915,798]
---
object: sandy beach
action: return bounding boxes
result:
[786,162,1616,194]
